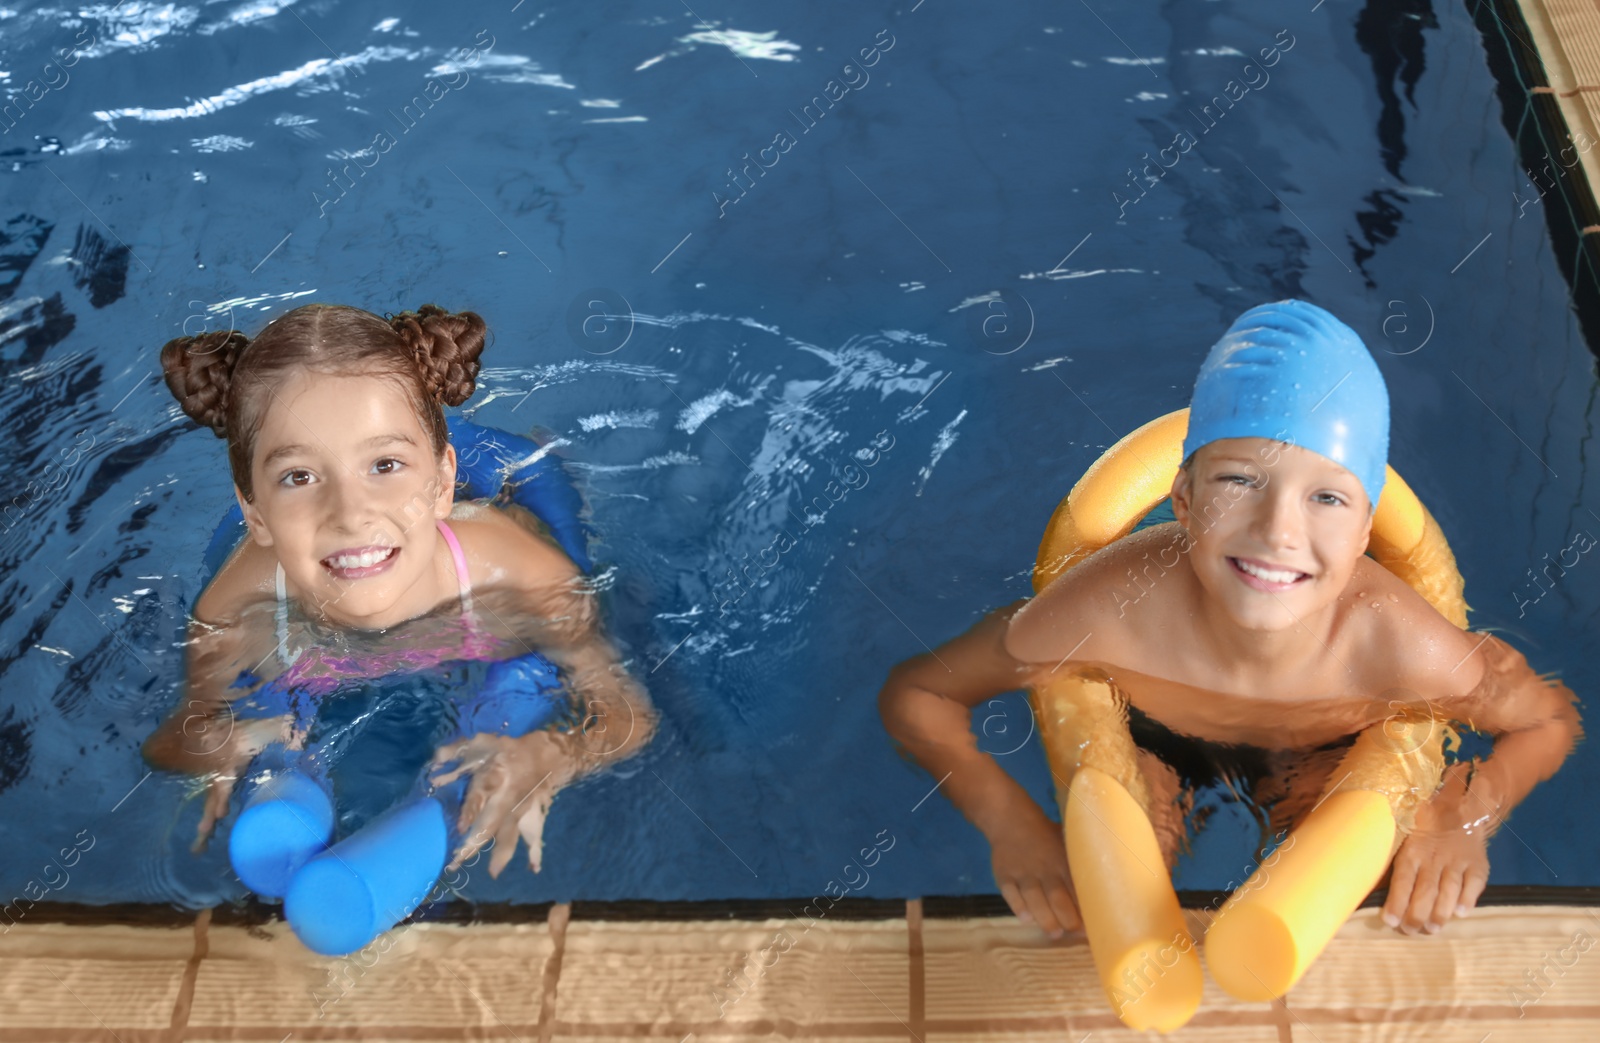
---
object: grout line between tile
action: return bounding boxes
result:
[167,908,211,1042]
[1272,996,1292,1043]
[536,901,571,1043]
[906,899,924,1043]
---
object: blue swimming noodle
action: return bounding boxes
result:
[280,649,566,956]
[228,740,336,899]
[446,415,593,572]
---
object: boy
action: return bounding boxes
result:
[878,299,1580,939]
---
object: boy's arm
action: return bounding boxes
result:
[879,601,1043,837]
[1428,632,1582,831]
[1383,619,1582,932]
[878,599,1083,935]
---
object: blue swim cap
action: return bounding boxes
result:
[1181,299,1389,510]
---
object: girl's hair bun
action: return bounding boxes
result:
[389,304,488,408]
[155,301,492,502]
[159,330,251,437]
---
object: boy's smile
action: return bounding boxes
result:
[237,371,458,629]
[1228,555,1311,591]
[1171,437,1372,647]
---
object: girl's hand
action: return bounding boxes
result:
[1382,769,1493,935]
[430,730,583,878]
[192,714,295,851]
[987,804,1081,938]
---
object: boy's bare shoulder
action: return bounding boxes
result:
[1005,523,1183,665]
[194,537,277,626]
[1344,555,1485,698]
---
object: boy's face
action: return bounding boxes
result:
[1169,437,1373,633]
[238,371,457,629]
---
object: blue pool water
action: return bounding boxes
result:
[0,0,1595,911]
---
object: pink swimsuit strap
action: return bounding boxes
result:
[437,519,501,660]
[435,518,474,609]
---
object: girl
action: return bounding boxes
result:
[143,302,657,879]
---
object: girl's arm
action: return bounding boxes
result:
[142,600,294,847]
[142,610,287,775]
[432,517,658,876]
[509,568,659,773]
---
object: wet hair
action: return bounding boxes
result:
[159,303,487,501]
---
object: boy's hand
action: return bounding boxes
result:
[431,730,582,878]
[1382,768,1492,935]
[988,804,1081,938]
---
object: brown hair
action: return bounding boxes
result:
[159,303,488,501]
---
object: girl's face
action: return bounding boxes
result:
[1170,437,1373,634]
[237,370,457,630]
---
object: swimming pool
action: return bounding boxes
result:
[0,0,1595,920]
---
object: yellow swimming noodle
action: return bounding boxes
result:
[1031,407,1464,1023]
[1034,409,1189,594]
[1031,670,1202,1033]
[1368,465,1470,628]
[1203,708,1451,1000]
[1029,409,1200,1033]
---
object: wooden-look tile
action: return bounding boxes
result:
[929,1028,1281,1043]
[187,922,553,1031]
[554,918,909,1032]
[0,923,192,1030]
[923,913,1275,1022]
[1520,0,1600,92]
[1288,906,1600,1013]
[1290,1018,1600,1042]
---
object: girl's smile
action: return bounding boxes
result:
[322,544,401,580]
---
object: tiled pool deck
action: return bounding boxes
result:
[7,1,1600,1040]
[1519,0,1600,217]
[4,902,1600,1041]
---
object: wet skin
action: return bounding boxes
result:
[143,371,659,876]
[879,438,1580,939]
[235,370,465,630]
